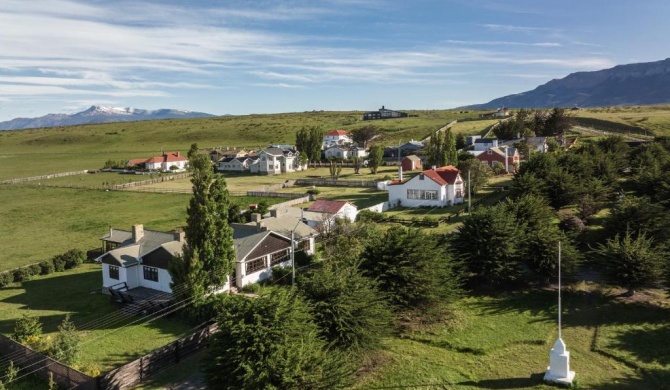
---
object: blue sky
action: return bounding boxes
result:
[0,0,668,121]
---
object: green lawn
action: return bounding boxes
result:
[450,119,500,137]
[0,264,193,373]
[35,172,182,188]
[353,285,670,389]
[573,105,670,137]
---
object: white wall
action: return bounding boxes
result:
[138,268,173,293]
[102,263,140,290]
[388,175,447,208]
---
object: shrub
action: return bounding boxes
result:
[357,209,383,222]
[12,314,43,344]
[241,283,262,294]
[270,266,293,286]
[52,255,67,272]
[294,251,313,268]
[39,260,55,275]
[0,272,12,288]
[306,188,320,195]
[63,249,86,269]
[13,267,33,282]
[28,264,41,276]
[50,314,80,365]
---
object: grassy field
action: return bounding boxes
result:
[35,172,181,188]
[127,283,670,389]
[450,119,500,137]
[572,105,670,136]
[0,110,481,181]
[0,264,193,373]
[353,284,670,389]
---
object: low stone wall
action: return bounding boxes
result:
[1,170,89,184]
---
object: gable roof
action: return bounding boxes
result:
[403,155,422,162]
[101,228,181,260]
[263,147,286,156]
[307,200,350,214]
[475,138,498,143]
[422,166,461,186]
[325,129,349,136]
[233,230,290,262]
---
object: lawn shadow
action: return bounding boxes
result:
[0,268,186,334]
[604,324,670,367]
[588,368,670,390]
[457,372,546,389]
[470,286,670,329]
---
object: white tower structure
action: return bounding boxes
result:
[544,242,576,385]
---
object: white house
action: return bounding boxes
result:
[127,152,189,172]
[98,225,187,294]
[324,146,348,160]
[257,148,306,175]
[217,157,253,172]
[323,129,352,148]
[349,147,368,159]
[306,200,358,231]
[387,165,464,208]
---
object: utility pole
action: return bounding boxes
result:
[291,229,295,285]
[468,169,471,213]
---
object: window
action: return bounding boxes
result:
[407,189,438,200]
[143,266,158,282]
[246,257,265,274]
[419,173,424,180]
[109,265,119,280]
[270,249,290,266]
[298,239,310,252]
[455,189,463,198]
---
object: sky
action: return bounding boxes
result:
[0,0,668,121]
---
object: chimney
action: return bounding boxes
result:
[250,213,262,223]
[431,165,437,171]
[132,224,144,243]
[176,151,180,157]
[173,229,185,242]
[256,221,268,232]
[109,226,113,237]
[398,166,403,182]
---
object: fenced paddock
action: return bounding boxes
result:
[294,178,378,188]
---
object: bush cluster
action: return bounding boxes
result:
[0,248,86,289]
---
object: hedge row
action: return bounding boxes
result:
[0,249,86,288]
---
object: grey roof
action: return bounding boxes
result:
[400,141,424,149]
[101,228,179,259]
[263,147,285,156]
[404,155,422,162]
[233,230,273,262]
[218,157,236,163]
[103,245,141,266]
[475,138,498,143]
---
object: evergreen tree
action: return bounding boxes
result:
[360,227,462,310]
[12,314,42,345]
[455,132,466,150]
[451,205,525,285]
[295,127,310,166]
[593,230,665,296]
[298,262,392,352]
[457,157,493,195]
[170,145,235,305]
[308,126,324,164]
[444,128,458,166]
[351,125,379,148]
[50,314,80,365]
[368,145,383,174]
[203,290,353,390]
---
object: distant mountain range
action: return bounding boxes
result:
[463,58,670,109]
[0,106,215,130]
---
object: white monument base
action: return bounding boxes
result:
[544,338,575,385]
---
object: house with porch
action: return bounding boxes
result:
[323,129,353,148]
[98,222,313,296]
[387,165,464,208]
[470,146,519,173]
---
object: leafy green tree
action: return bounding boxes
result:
[545,168,581,209]
[510,172,547,199]
[451,205,525,285]
[444,128,458,166]
[328,158,342,180]
[50,314,80,365]
[308,126,324,164]
[351,156,363,174]
[171,145,235,306]
[351,125,379,148]
[593,230,665,296]
[203,290,353,390]
[360,227,462,310]
[368,145,383,174]
[298,262,392,352]
[604,196,670,244]
[457,157,493,195]
[12,314,42,345]
[455,133,466,150]
[523,227,580,283]
[540,108,572,136]
[295,127,309,165]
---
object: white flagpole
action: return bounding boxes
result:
[558,241,562,340]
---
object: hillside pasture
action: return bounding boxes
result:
[573,105,670,136]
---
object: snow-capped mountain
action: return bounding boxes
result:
[0,106,215,130]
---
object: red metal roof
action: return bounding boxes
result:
[326,129,350,136]
[307,200,348,214]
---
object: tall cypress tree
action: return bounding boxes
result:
[170,144,235,304]
[444,128,458,166]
